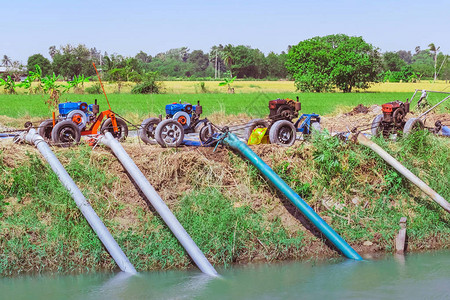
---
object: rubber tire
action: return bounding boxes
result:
[199,124,215,143]
[310,121,321,135]
[245,119,270,142]
[139,117,160,145]
[371,114,384,136]
[101,118,128,141]
[269,120,296,147]
[194,122,205,133]
[51,120,81,147]
[38,119,57,141]
[155,119,184,147]
[403,118,424,136]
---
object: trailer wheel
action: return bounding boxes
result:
[269,120,296,147]
[38,119,57,141]
[155,119,184,147]
[403,118,424,136]
[51,120,81,147]
[245,119,269,142]
[199,124,215,143]
[371,114,384,136]
[101,118,128,141]
[139,117,160,144]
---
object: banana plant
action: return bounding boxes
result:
[0,76,17,94]
[65,74,91,92]
[42,73,61,93]
[18,64,43,94]
[42,73,65,109]
[218,76,236,93]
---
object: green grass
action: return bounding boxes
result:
[0,146,305,275]
[0,146,116,274]
[118,188,304,270]
[0,92,414,120]
[306,131,450,248]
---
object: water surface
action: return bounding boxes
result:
[1,251,449,299]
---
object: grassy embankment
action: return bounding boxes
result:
[0,129,449,275]
[0,82,448,275]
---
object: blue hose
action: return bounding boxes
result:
[441,125,450,137]
[222,133,363,261]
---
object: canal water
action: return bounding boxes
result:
[1,251,449,299]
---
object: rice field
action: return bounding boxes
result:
[2,80,449,95]
[0,81,448,128]
[0,92,407,119]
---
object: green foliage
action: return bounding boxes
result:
[312,132,344,180]
[286,34,382,92]
[66,74,91,93]
[309,131,449,245]
[286,37,334,92]
[382,66,417,83]
[187,50,210,75]
[0,76,17,94]
[197,81,208,93]
[436,53,450,81]
[85,83,102,94]
[131,72,162,94]
[224,45,268,79]
[218,76,236,92]
[266,51,288,78]
[41,73,66,109]
[27,54,52,76]
[50,44,98,79]
[411,49,434,80]
[175,189,303,266]
[0,147,120,274]
[383,52,407,72]
[274,161,312,199]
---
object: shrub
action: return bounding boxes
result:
[131,72,163,94]
[85,83,102,94]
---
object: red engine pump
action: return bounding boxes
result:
[268,96,302,121]
[381,100,410,127]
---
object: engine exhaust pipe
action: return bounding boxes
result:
[19,129,137,274]
[100,132,218,277]
[356,133,450,213]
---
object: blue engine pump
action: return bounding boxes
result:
[57,101,99,129]
[164,101,202,129]
[165,102,200,117]
[58,102,94,116]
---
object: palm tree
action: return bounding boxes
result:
[48,46,58,59]
[222,45,234,78]
[428,43,440,82]
[2,55,12,67]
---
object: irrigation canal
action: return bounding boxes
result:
[1,250,449,299]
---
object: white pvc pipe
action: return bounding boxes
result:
[22,129,137,274]
[100,132,218,277]
[357,133,450,213]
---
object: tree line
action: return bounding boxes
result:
[1,44,287,82]
[1,35,449,93]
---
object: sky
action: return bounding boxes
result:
[1,0,449,63]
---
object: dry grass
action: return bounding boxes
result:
[363,81,450,93]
